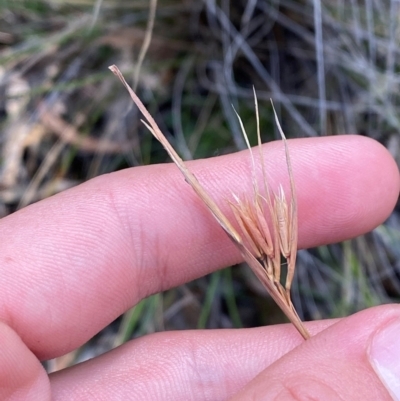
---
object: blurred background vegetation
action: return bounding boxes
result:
[1,0,399,371]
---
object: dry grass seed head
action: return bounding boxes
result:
[230,95,305,331]
[109,65,310,340]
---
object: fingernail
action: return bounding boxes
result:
[369,318,400,400]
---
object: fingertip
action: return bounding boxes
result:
[345,135,399,230]
[230,304,400,401]
[295,135,399,247]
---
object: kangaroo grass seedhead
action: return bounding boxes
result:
[109,65,310,340]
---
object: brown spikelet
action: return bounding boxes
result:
[109,65,310,340]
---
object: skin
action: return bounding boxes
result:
[0,135,398,400]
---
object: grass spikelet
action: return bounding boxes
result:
[109,65,310,340]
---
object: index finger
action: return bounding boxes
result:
[0,135,398,359]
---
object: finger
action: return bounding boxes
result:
[0,321,50,400]
[50,319,338,400]
[229,305,400,401]
[0,136,398,359]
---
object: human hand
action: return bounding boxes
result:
[1,135,398,400]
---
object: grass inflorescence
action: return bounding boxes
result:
[110,64,310,339]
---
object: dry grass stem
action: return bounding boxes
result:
[109,65,310,340]
[132,0,158,91]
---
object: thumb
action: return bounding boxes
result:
[229,305,400,401]
[0,321,50,400]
